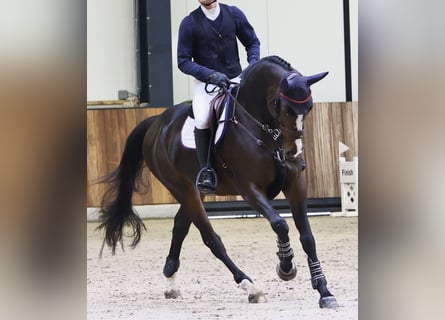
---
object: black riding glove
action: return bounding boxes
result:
[208,72,230,88]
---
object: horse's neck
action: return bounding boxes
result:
[239,86,278,127]
[240,65,283,125]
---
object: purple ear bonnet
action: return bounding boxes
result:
[279,71,328,115]
[279,72,310,101]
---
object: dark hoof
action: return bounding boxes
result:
[163,257,180,278]
[319,296,339,309]
[248,292,267,303]
[276,261,297,281]
[164,289,182,299]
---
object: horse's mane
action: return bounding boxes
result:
[241,55,296,81]
[260,55,294,71]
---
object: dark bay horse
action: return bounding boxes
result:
[97,55,338,308]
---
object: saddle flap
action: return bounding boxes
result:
[181,89,233,149]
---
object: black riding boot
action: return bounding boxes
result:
[194,128,217,193]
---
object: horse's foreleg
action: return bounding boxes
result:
[271,217,297,280]
[292,204,338,308]
[284,176,339,309]
[163,206,191,299]
[242,187,297,280]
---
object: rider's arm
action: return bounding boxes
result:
[177,16,214,82]
[231,6,260,64]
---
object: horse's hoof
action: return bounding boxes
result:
[319,296,339,309]
[164,289,182,299]
[276,261,297,281]
[163,257,180,278]
[248,292,267,303]
[239,279,267,303]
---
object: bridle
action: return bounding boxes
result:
[215,81,306,164]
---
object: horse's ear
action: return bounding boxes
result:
[306,72,329,86]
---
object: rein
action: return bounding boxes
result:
[217,87,283,159]
[212,83,306,168]
[212,84,305,198]
[215,86,289,199]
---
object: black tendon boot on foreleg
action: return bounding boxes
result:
[308,257,339,308]
[276,240,297,281]
[194,128,217,193]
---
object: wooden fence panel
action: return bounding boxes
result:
[87,108,172,206]
[303,102,358,198]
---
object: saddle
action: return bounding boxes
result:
[180,87,235,149]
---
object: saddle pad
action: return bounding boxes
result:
[181,98,230,149]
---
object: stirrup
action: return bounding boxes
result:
[196,167,217,194]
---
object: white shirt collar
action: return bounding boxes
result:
[200,3,220,21]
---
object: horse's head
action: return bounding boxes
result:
[278,71,328,117]
[238,56,328,167]
[275,71,328,163]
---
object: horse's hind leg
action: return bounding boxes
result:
[163,196,207,278]
[163,205,192,299]
[163,205,192,277]
[284,177,339,309]
[187,195,266,303]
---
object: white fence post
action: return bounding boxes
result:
[332,142,358,216]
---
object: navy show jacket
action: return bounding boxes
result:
[177,3,260,82]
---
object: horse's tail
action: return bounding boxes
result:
[96,116,155,254]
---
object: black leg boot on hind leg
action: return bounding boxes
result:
[194,128,217,193]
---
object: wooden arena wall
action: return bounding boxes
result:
[87,102,358,207]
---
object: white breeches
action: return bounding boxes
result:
[192,76,240,129]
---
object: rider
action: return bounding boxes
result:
[177,0,260,193]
